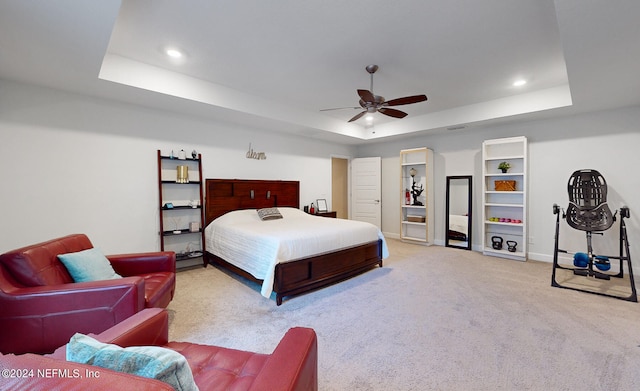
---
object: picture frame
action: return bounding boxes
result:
[316,199,328,212]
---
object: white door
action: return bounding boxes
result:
[351,157,381,228]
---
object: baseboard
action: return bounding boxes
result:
[382,232,400,240]
[527,251,555,263]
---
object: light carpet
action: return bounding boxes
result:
[168,239,640,390]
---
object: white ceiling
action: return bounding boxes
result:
[1,1,639,144]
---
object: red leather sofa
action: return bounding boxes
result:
[0,308,319,391]
[0,234,176,355]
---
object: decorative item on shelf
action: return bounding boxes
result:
[492,236,503,250]
[407,215,425,223]
[176,165,189,183]
[405,188,410,205]
[498,161,511,173]
[171,216,182,234]
[191,149,197,159]
[494,180,516,191]
[309,203,315,214]
[489,217,522,224]
[316,199,328,213]
[189,221,200,232]
[506,240,517,252]
[189,199,199,208]
[170,150,175,159]
[178,149,187,160]
[409,167,424,206]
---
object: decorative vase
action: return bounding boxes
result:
[176,165,189,183]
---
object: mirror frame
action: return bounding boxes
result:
[445,175,472,250]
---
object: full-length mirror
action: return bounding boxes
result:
[445,176,472,250]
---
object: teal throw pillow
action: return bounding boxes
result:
[67,333,198,391]
[57,247,122,282]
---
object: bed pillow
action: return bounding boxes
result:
[257,207,283,220]
[57,247,122,282]
[67,333,198,391]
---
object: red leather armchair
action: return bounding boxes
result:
[0,234,176,355]
[0,309,318,391]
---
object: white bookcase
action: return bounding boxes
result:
[400,147,434,244]
[482,136,528,261]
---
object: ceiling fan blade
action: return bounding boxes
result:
[384,94,428,106]
[357,89,376,103]
[320,106,360,111]
[348,111,367,122]
[378,107,408,119]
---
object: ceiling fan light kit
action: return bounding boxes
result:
[322,64,428,123]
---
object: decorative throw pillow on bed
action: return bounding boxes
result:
[57,247,122,282]
[67,333,199,391]
[257,207,283,220]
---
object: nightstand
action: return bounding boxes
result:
[315,211,337,218]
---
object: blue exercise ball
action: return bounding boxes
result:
[573,252,589,268]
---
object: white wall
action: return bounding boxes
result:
[0,80,356,253]
[357,106,640,264]
[3,78,639,267]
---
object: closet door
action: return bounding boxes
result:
[351,157,381,229]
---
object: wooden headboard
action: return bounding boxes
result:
[205,179,300,225]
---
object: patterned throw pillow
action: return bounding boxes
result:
[257,207,283,220]
[67,333,198,391]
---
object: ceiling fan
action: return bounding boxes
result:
[321,64,428,122]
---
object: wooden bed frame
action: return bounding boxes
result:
[203,179,383,305]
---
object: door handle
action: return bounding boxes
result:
[374,199,380,203]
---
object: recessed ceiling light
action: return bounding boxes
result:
[166,48,183,58]
[513,79,527,87]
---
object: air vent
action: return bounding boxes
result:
[446,125,466,131]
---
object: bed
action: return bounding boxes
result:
[203,179,388,305]
[448,214,468,241]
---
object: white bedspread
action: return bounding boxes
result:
[205,207,389,298]
[449,214,468,234]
